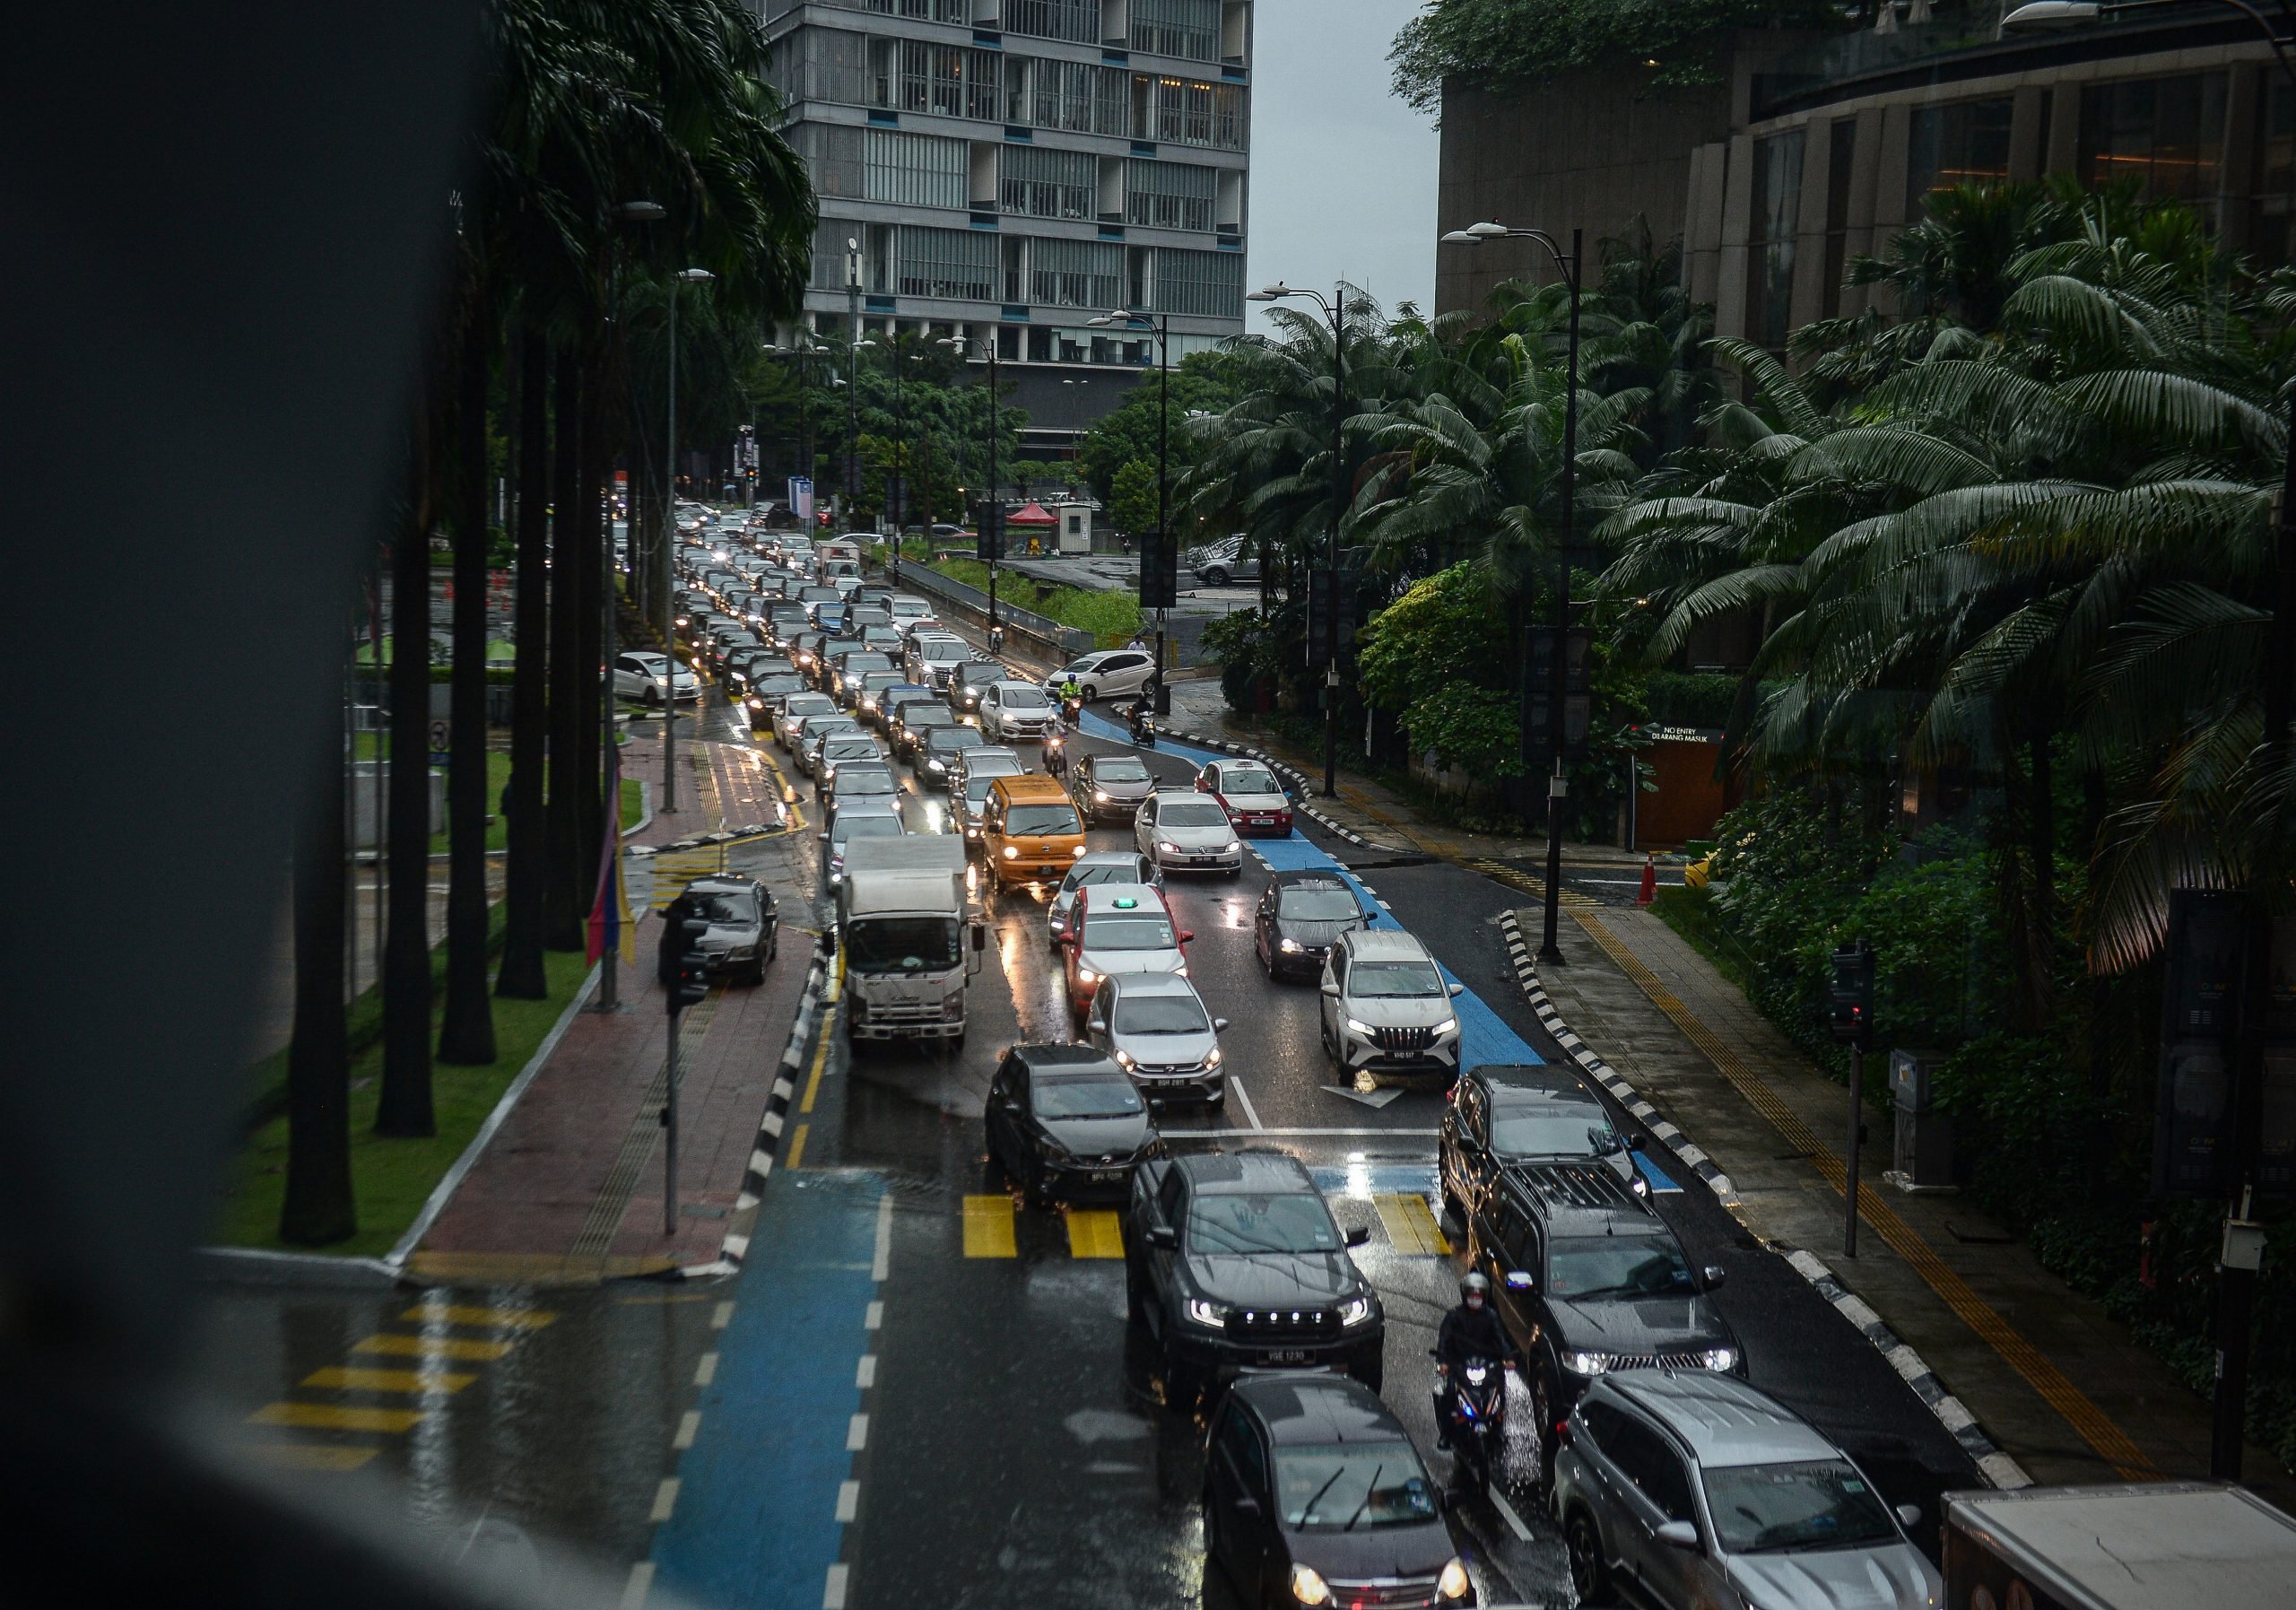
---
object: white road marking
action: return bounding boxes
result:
[621,1562,655,1610]
[847,1414,869,1451]
[822,1562,850,1609]
[872,1192,893,1281]
[865,1300,883,1330]
[836,1480,861,1522]
[1489,1486,1535,1542]
[674,1410,700,1449]
[694,1352,718,1387]
[648,1478,681,1523]
[711,1301,735,1329]
[1231,1078,1265,1130]
[856,1354,877,1388]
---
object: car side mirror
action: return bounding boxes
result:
[1087,1018,1106,1035]
[1231,1496,1261,1518]
[1180,931,1195,944]
[1213,1017,1229,1033]
[1319,981,1339,998]
[816,831,830,842]
[1655,1519,1700,1552]
[971,922,987,953]
[1895,1503,1922,1529]
[1702,1265,1726,1290]
[1448,981,1465,996]
[1344,1225,1370,1248]
[1145,1225,1177,1250]
[1503,1270,1535,1292]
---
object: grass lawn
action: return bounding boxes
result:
[216,947,594,1258]
[1649,885,1759,995]
[922,557,1142,643]
[348,744,644,851]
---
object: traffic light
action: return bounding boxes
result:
[974,497,1004,562]
[669,916,710,1013]
[1828,942,1875,1049]
[1304,567,1358,665]
[1138,527,1177,610]
[1522,626,1594,769]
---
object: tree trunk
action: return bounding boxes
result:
[439,292,499,1066]
[2025,722,2057,1026]
[378,454,437,1138]
[281,694,355,1244]
[573,353,609,881]
[499,330,551,997]
[544,354,587,951]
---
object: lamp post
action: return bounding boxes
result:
[660,266,714,820]
[1439,222,1584,966]
[888,336,930,585]
[940,332,1004,648]
[767,337,832,522]
[1246,283,1348,796]
[1091,309,1172,708]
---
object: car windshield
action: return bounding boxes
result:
[824,742,878,760]
[1348,961,1445,998]
[932,729,985,751]
[1008,804,1082,836]
[1083,914,1176,951]
[1701,1459,1900,1555]
[905,710,955,729]
[786,696,832,717]
[844,916,960,972]
[1274,1445,1439,1530]
[1032,1076,1144,1118]
[1546,1238,1695,1299]
[1093,759,1151,784]
[1062,864,1138,892]
[1490,1110,1624,1159]
[1113,994,1209,1034]
[835,771,897,795]
[1222,767,1279,795]
[1158,801,1230,829]
[833,817,903,848]
[1187,1192,1340,1255]
[688,892,755,925]
[998,686,1049,709]
[1278,886,1360,921]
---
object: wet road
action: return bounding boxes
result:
[188,675,1979,1610]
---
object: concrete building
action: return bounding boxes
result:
[761,0,1255,452]
[1435,4,2296,348]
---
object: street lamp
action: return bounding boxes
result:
[1245,282,1347,797]
[940,333,1006,648]
[1440,222,1585,968]
[658,265,713,821]
[1091,309,1174,710]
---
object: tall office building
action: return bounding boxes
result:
[761,0,1255,452]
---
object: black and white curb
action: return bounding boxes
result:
[675,938,833,1279]
[1154,724,1380,849]
[1494,910,2030,1490]
[1497,911,1735,1201]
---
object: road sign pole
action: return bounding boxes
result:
[1845,1044,1864,1258]
[664,1006,681,1238]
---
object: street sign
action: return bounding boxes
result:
[1520,626,1593,767]
[428,718,452,756]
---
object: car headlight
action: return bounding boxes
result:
[1703,1347,1738,1371]
[1290,1563,1331,1606]
[1203,1047,1221,1066]
[1094,789,1110,802]
[1432,1016,1458,1036]
[928,759,945,771]
[1338,1294,1373,1327]
[1002,846,1019,860]
[1222,840,1239,855]
[1437,1559,1470,1602]
[1344,1017,1374,1038]
[1563,1350,1610,1376]
[1184,1298,1227,1329]
[1157,840,1180,854]
[747,697,762,710]
[1071,844,1086,856]
[966,826,980,838]
[1075,967,1099,986]
[1112,1049,1133,1066]
[1279,938,1303,953]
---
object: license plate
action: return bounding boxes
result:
[1093,1169,1126,1182]
[1265,1349,1313,1365]
[1038,865,1063,876]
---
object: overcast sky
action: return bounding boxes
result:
[1244,0,1438,337]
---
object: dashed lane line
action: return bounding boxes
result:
[961,1193,1018,1258]
[1064,1208,1126,1258]
[1371,1193,1451,1256]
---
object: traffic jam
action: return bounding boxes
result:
[659,508,1976,1610]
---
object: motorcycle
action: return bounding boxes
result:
[1435,1353,1510,1496]
[1058,691,1083,728]
[1042,730,1067,778]
[1127,703,1157,748]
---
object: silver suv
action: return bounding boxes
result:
[1553,1371,1940,1610]
[1318,927,1464,1083]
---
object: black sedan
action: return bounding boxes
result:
[986,1045,1161,1207]
[1252,871,1372,980]
[656,876,777,988]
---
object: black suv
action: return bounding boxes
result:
[1438,1064,1646,1227]
[1124,1151,1384,1403]
[946,659,1010,716]
[1457,1162,1738,1480]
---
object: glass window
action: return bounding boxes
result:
[1602,1418,1693,1521]
[1216,1407,1268,1493]
[1094,757,1151,782]
[1149,246,1243,318]
[1702,1460,1900,1554]
[688,891,758,924]
[1080,913,1178,950]
[1007,0,1099,44]
[1219,765,1278,794]
[1185,1192,1342,1254]
[1030,236,1126,309]
[1156,800,1228,828]
[1273,1445,1439,1529]
[843,915,961,971]
[1031,1075,1144,1118]
[1748,128,1804,353]
[1277,885,1360,920]
[1002,146,1097,221]
[1905,97,2012,217]
[1007,802,1083,835]
[1546,1237,1696,1299]
[1126,158,1217,231]
[1823,116,1857,319]
[1347,961,1446,998]
[1489,1110,1625,1160]
[2081,74,2228,207]
[1112,991,1211,1034]
[894,226,996,300]
[867,129,966,210]
[1131,0,1220,63]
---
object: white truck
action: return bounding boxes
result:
[836,834,984,1043]
[1942,1481,2296,1610]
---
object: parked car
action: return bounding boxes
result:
[1439,1063,1644,1225]
[1058,882,1189,1018]
[978,680,1059,744]
[1195,758,1293,836]
[1317,928,1465,1084]
[613,651,700,707]
[1187,544,1260,587]
[1046,850,1161,946]
[1135,790,1244,877]
[1204,1375,1469,1610]
[1553,1371,1934,1610]
[985,1044,1161,1208]
[656,875,777,987]
[1072,752,1155,825]
[1252,871,1370,981]
[1085,972,1227,1108]
[1123,1150,1382,1404]
[1044,648,1157,701]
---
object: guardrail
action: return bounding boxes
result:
[875,560,1091,669]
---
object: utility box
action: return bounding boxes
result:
[1888,1048,1955,1191]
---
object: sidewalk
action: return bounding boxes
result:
[408,732,814,1284]
[1524,901,2296,1509]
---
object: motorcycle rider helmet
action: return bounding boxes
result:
[1459,1272,1491,1304]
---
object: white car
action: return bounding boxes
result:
[1318,927,1465,1083]
[1044,648,1157,701]
[978,681,1058,743]
[906,633,971,689]
[887,596,937,637]
[1134,790,1242,876]
[774,692,836,750]
[613,651,700,706]
[1047,851,1163,946]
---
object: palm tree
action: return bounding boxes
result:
[439,277,499,1065]
[282,695,355,1244]
[498,329,551,999]
[378,449,437,1138]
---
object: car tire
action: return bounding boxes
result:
[1566,1508,1611,1606]
[1081,683,1097,701]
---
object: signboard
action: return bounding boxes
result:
[428,718,452,759]
[787,476,814,524]
[2152,891,2296,1198]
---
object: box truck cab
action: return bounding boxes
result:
[836,834,985,1042]
[982,774,1087,886]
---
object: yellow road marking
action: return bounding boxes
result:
[800,1002,836,1113]
[1373,1193,1451,1255]
[244,1443,378,1472]
[302,1366,474,1394]
[352,1334,512,1362]
[399,1303,557,1331]
[961,1194,1017,1258]
[1574,910,2156,1479]
[248,1402,424,1433]
[785,1123,809,1170]
[1065,1208,1125,1258]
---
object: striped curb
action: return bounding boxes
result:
[674,937,833,1280]
[1493,910,2029,1490]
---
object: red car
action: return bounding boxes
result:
[1194,759,1293,836]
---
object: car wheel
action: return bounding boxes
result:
[1566,1508,1611,1606]
[1204,568,1229,587]
[1081,683,1097,701]
[644,687,661,709]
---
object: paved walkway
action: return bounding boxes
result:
[1526,902,2295,1508]
[411,732,818,1284]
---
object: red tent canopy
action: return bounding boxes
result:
[1005,500,1057,527]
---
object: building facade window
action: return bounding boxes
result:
[811,219,865,291]
[1002,145,1097,220]
[803,124,869,202]
[1030,237,1126,309]
[2254,79,2296,266]
[2081,73,2228,208]
[873,39,1000,120]
[1007,0,1099,46]
[780,27,871,107]
[1906,97,2013,217]
[1149,246,1244,317]
[1126,158,1216,231]
[867,127,967,209]
[1822,116,1857,319]
[813,0,970,17]
[896,225,997,300]
[1131,0,1220,63]
[1748,128,1804,352]
[1022,57,1127,135]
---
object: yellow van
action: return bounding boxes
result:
[982,774,1087,885]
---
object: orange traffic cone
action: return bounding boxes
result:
[1636,852,1657,907]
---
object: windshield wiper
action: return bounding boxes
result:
[1344,1463,1383,1531]
[1300,1465,1348,1526]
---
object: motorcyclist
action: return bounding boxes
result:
[1056,674,1083,726]
[1042,728,1067,778]
[1431,1272,1518,1448]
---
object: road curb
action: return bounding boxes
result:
[1492,910,2029,1490]
[189,1246,404,1289]
[677,937,834,1279]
